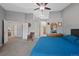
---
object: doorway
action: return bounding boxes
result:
[3,20,29,44]
[40,21,47,36]
[8,21,17,39]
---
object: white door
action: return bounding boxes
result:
[40,21,47,36]
[23,23,28,40]
[13,24,17,37]
[4,20,8,44]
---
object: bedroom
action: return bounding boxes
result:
[0,3,79,56]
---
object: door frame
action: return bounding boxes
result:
[2,20,4,45]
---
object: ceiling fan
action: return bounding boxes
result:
[34,3,51,11]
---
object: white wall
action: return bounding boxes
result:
[5,11,25,38]
[25,15,40,38]
[5,10,63,38]
[5,11,25,22]
[49,11,62,22]
[62,3,79,34]
[32,11,63,36]
[49,11,63,33]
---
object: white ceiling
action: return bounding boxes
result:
[0,3,70,13]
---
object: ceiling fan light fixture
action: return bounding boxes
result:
[40,6,45,10]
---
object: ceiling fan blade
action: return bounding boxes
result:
[36,3,40,6]
[34,8,39,10]
[44,3,48,6]
[45,7,51,10]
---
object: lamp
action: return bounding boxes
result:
[58,22,62,27]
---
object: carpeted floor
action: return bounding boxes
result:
[0,37,37,56]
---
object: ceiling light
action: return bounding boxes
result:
[40,6,44,10]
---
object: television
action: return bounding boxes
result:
[71,29,79,37]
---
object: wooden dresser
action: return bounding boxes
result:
[47,33,64,37]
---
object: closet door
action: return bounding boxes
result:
[23,23,28,40]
